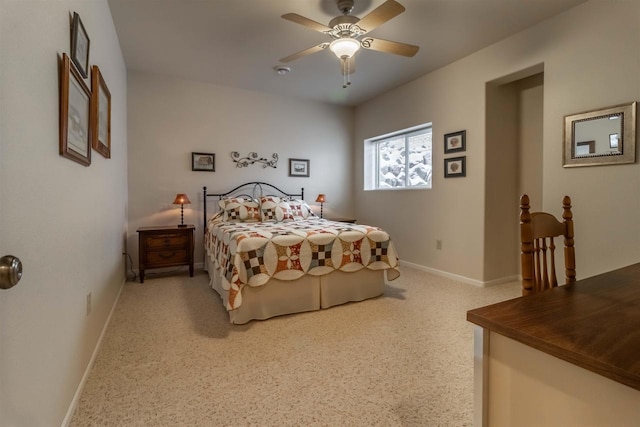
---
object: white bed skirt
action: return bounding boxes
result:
[205,255,385,324]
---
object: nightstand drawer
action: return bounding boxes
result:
[145,233,188,249]
[146,249,188,266]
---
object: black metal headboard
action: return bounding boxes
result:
[203,182,304,232]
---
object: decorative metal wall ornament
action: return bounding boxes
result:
[231,151,278,168]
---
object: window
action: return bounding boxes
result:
[364,124,432,190]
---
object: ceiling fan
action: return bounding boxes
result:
[279,0,419,88]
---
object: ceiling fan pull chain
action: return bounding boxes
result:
[341,57,352,89]
[342,58,348,88]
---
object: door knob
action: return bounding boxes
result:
[0,255,22,290]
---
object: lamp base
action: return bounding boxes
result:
[177,224,188,228]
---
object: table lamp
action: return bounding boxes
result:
[173,193,191,227]
[315,194,326,218]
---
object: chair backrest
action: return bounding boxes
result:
[520,194,576,296]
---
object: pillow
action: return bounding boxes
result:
[260,197,316,222]
[219,197,261,223]
[277,200,295,222]
[287,199,315,220]
[259,196,280,222]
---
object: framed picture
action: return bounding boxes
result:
[90,66,111,158]
[444,130,466,154]
[609,133,619,149]
[70,12,90,78]
[60,53,91,166]
[192,152,215,171]
[444,156,466,178]
[289,158,309,177]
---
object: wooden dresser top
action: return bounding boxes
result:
[467,263,640,391]
[137,225,195,232]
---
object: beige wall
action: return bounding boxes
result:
[0,0,127,425]
[354,0,640,282]
[127,71,354,269]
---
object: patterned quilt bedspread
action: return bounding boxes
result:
[205,218,400,310]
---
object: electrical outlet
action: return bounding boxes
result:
[436,240,443,250]
[86,292,92,316]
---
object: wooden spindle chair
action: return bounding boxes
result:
[520,194,576,296]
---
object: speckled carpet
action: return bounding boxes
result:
[70,266,520,426]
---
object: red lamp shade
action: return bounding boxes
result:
[173,193,191,205]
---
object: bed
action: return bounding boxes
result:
[203,182,400,324]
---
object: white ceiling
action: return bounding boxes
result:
[107,0,586,107]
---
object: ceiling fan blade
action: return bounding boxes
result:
[281,13,332,34]
[279,43,329,63]
[355,0,405,34]
[361,37,419,57]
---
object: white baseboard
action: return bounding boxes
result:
[61,277,126,427]
[399,260,519,288]
[482,274,520,287]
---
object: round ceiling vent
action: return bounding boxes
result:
[274,66,291,75]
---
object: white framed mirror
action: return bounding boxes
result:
[563,101,636,167]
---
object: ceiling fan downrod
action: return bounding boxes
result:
[336,0,355,15]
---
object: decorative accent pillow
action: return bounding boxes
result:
[259,196,280,222]
[219,197,261,223]
[259,197,315,222]
[277,200,295,222]
[287,199,316,220]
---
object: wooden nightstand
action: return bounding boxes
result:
[137,225,195,283]
[328,217,357,223]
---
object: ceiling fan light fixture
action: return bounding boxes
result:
[280,0,418,89]
[329,38,360,59]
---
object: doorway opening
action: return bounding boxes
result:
[484,64,544,281]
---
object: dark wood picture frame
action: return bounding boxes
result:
[192,152,215,172]
[60,53,91,166]
[91,66,111,158]
[444,156,466,178]
[444,130,466,154]
[289,158,310,177]
[70,12,90,78]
